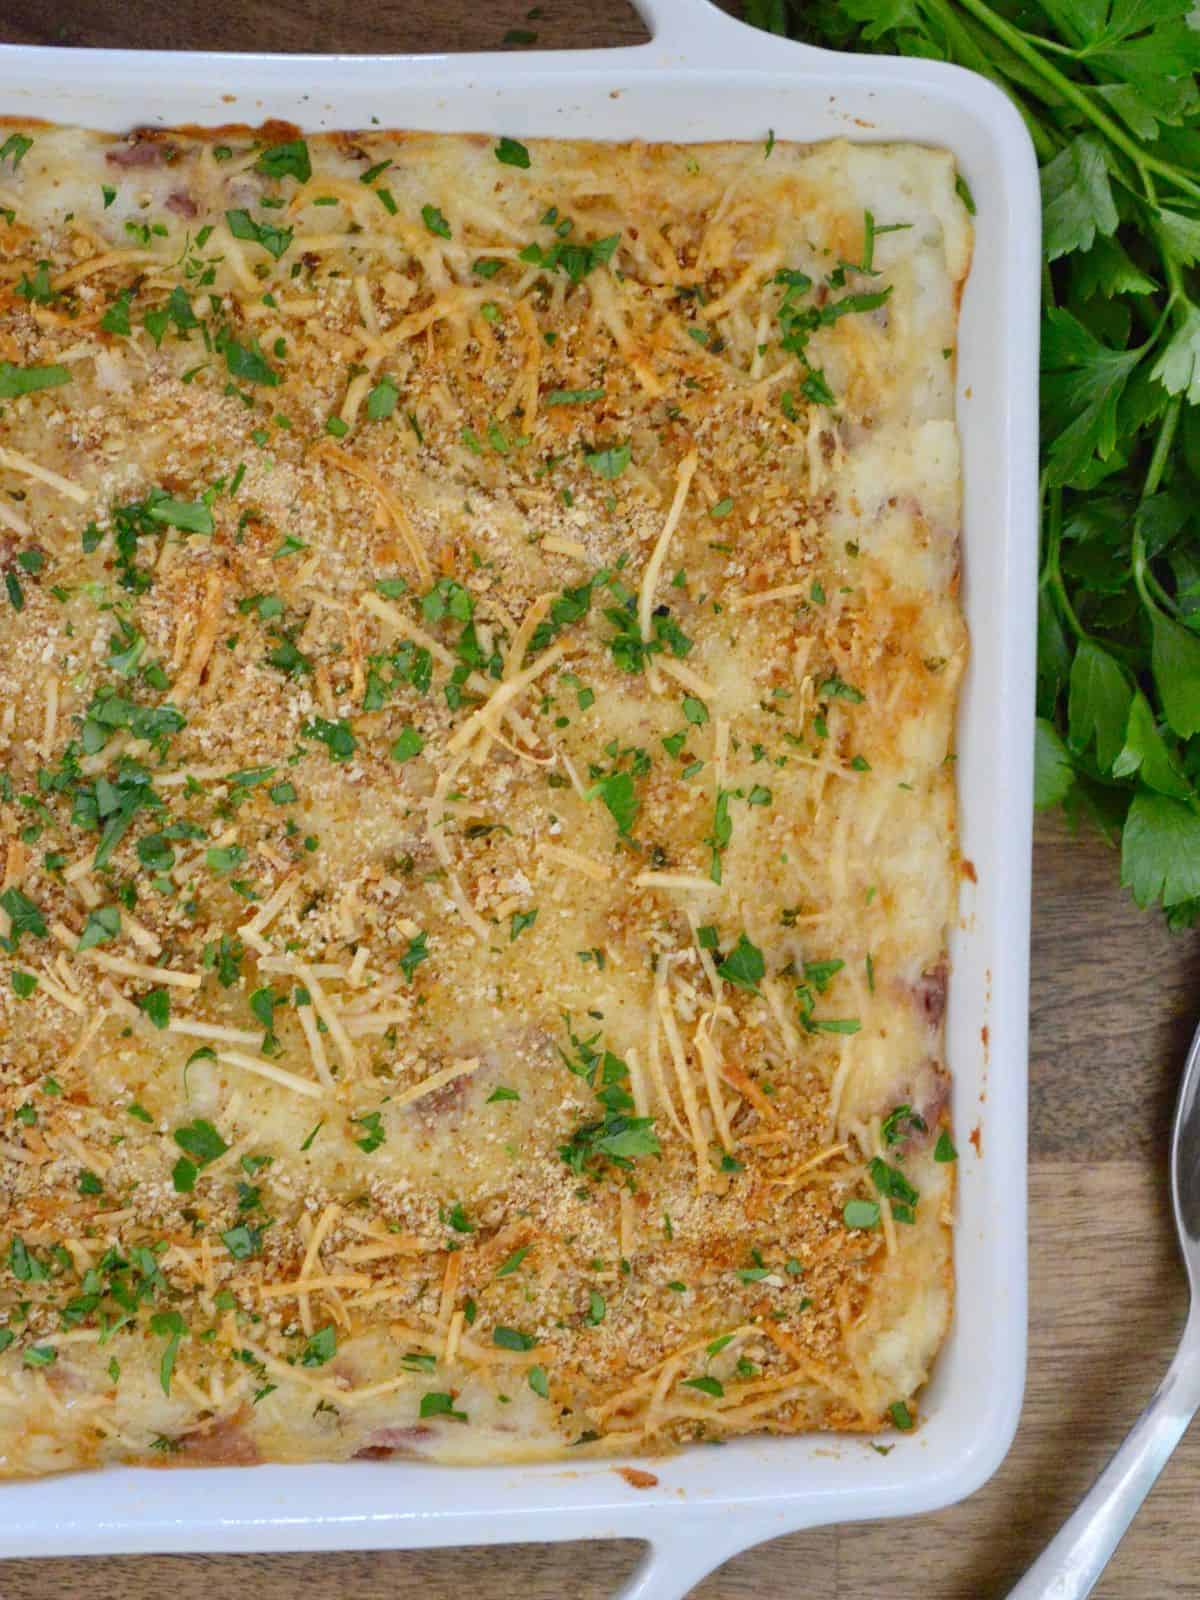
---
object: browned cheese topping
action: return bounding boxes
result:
[0,122,970,1474]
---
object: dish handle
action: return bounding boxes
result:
[628,0,835,65]
[614,1520,786,1600]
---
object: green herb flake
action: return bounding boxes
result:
[683,1375,724,1398]
[545,387,605,406]
[420,1390,467,1421]
[492,1325,536,1352]
[934,1129,958,1163]
[136,988,171,1030]
[301,1324,336,1366]
[256,139,312,183]
[390,727,424,763]
[496,1245,530,1278]
[890,1400,915,1431]
[77,905,120,953]
[495,137,532,169]
[0,134,33,169]
[843,1199,881,1230]
[584,442,631,480]
[716,932,764,991]
[0,362,72,400]
[226,208,293,260]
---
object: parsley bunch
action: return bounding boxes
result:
[747,0,1200,923]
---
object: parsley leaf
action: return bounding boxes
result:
[716,933,765,991]
[1121,792,1200,908]
[584,442,631,479]
[495,137,531,169]
[1040,133,1119,262]
[301,1325,336,1366]
[589,770,639,837]
[255,139,312,183]
[225,209,293,261]
[0,361,71,399]
[0,888,47,947]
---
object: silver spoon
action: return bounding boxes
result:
[1008,1019,1200,1599]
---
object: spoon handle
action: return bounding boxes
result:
[1007,1336,1200,1600]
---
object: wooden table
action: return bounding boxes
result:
[3,4,1199,1591]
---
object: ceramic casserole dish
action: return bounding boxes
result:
[0,1,1039,1589]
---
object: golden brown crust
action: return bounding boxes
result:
[0,122,968,1475]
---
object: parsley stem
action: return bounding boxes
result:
[1131,396,1181,615]
[1041,477,1086,643]
[919,0,1059,161]
[1144,566,1183,618]
[951,0,1200,203]
[1143,395,1181,502]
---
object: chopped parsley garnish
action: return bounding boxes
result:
[868,1156,920,1224]
[818,674,865,704]
[716,933,765,991]
[492,1326,536,1352]
[496,1245,530,1278]
[706,789,733,883]
[0,133,33,169]
[420,1390,467,1421]
[390,727,424,763]
[16,262,56,305]
[545,387,605,406]
[171,1121,222,1191]
[0,888,47,948]
[136,988,171,1030]
[934,1130,959,1163]
[399,930,430,982]
[225,208,294,259]
[422,204,451,238]
[367,375,399,420]
[221,1224,262,1261]
[588,770,638,838]
[584,442,631,479]
[0,361,71,399]
[255,139,312,183]
[351,1110,386,1153]
[221,336,279,388]
[301,1325,336,1366]
[77,905,120,953]
[843,1199,881,1230]
[881,1104,927,1146]
[520,229,619,284]
[302,717,357,762]
[683,1375,724,1398]
[494,137,531,169]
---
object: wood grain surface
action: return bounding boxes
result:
[3,4,1200,1593]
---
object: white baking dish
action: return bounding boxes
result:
[0,2,1039,1588]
